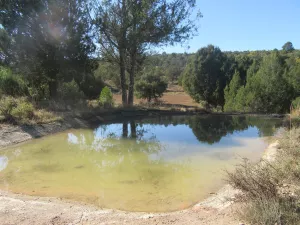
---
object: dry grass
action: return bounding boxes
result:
[113,85,201,108]
[33,109,61,124]
[227,127,300,225]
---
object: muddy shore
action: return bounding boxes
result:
[0,111,280,224]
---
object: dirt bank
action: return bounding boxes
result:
[0,187,240,225]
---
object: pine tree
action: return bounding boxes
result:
[224,71,242,112]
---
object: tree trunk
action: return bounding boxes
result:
[120,50,127,106]
[128,50,136,106]
[122,122,128,138]
[127,10,137,106]
[49,78,58,99]
[119,0,128,107]
[130,121,136,139]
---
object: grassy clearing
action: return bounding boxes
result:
[228,126,300,225]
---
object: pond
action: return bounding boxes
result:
[0,115,284,212]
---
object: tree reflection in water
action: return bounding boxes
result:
[138,115,283,144]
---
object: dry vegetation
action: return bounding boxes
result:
[113,84,201,109]
[0,96,61,124]
[228,126,300,225]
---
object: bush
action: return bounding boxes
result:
[0,66,28,96]
[99,86,114,107]
[238,197,299,225]
[0,96,59,124]
[0,96,17,120]
[58,80,85,101]
[135,71,168,102]
[28,83,49,101]
[292,97,300,115]
[11,101,34,121]
[227,128,300,225]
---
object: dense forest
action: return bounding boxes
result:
[0,0,299,115]
[182,44,300,113]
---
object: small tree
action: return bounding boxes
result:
[135,71,167,102]
[282,41,294,52]
[224,71,242,112]
[99,86,114,107]
[182,45,227,109]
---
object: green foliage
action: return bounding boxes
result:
[0,96,17,120]
[28,83,49,101]
[135,70,168,102]
[221,50,300,113]
[182,45,227,108]
[0,96,59,124]
[292,97,300,109]
[99,86,114,107]
[224,71,242,112]
[94,62,120,88]
[235,52,292,113]
[11,101,34,121]
[1,0,97,99]
[282,41,295,52]
[0,66,28,96]
[94,0,199,105]
[58,80,85,101]
[143,53,192,84]
[292,97,300,118]
[0,96,34,122]
[0,28,11,65]
[286,56,300,97]
[179,46,299,113]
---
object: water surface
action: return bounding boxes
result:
[0,115,283,212]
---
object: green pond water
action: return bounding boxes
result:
[0,115,284,212]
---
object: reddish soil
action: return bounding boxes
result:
[113,85,200,108]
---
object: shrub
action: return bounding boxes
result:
[237,197,300,225]
[291,97,300,118]
[33,109,61,124]
[0,66,28,96]
[292,97,300,108]
[11,100,34,121]
[0,96,59,124]
[135,72,168,102]
[28,83,49,101]
[58,80,85,101]
[0,96,17,120]
[99,86,114,107]
[227,128,300,225]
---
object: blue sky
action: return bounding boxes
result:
[161,0,300,53]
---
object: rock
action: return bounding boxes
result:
[141,214,154,219]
